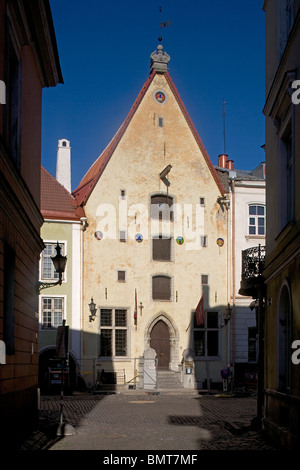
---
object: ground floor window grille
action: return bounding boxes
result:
[193,311,220,357]
[42,297,64,328]
[100,308,128,357]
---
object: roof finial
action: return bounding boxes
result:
[150,42,170,73]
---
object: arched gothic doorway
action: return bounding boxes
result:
[150,320,170,369]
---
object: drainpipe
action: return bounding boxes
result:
[80,217,88,381]
[231,179,236,373]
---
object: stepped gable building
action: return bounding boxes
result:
[73,43,230,391]
[0,0,62,448]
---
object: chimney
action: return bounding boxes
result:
[218,154,228,168]
[227,159,234,170]
[56,139,71,193]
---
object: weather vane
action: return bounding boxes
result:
[158,5,172,42]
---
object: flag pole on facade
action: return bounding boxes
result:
[134,289,137,328]
[185,293,205,331]
[196,293,205,326]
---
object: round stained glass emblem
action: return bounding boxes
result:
[217,238,224,247]
[155,91,166,103]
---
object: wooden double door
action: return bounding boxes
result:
[150,320,170,369]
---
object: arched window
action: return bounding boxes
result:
[62,141,67,147]
[150,194,174,221]
[248,204,265,235]
[152,275,171,300]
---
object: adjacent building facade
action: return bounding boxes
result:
[216,157,266,388]
[263,0,300,449]
[39,152,86,393]
[0,0,62,447]
[73,44,230,391]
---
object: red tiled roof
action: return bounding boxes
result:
[73,70,225,205]
[41,166,85,220]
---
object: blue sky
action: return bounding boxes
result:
[42,0,266,192]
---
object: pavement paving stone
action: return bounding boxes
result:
[17,391,282,452]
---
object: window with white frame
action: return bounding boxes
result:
[99,308,128,357]
[41,242,65,280]
[41,297,64,329]
[248,205,265,236]
[193,311,220,357]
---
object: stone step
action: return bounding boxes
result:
[157,370,183,389]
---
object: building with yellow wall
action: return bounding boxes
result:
[73,44,230,391]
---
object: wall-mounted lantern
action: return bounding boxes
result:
[222,303,232,326]
[89,298,97,322]
[38,242,67,293]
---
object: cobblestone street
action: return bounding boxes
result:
[18,391,282,453]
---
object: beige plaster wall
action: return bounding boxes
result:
[82,73,228,386]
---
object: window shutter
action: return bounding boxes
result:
[153,236,171,261]
[152,275,171,300]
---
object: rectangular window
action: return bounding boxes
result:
[100,308,128,357]
[3,243,15,354]
[158,117,164,127]
[286,0,294,35]
[286,134,294,222]
[117,270,126,282]
[152,236,171,261]
[41,243,65,281]
[201,275,208,285]
[42,297,64,329]
[248,205,265,236]
[193,311,220,358]
[119,230,127,242]
[200,197,205,206]
[5,33,22,168]
[248,327,257,362]
[200,235,207,247]
[120,189,126,199]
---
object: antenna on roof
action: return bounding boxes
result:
[222,98,227,154]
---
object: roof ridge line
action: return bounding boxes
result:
[73,71,157,205]
[164,72,225,195]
